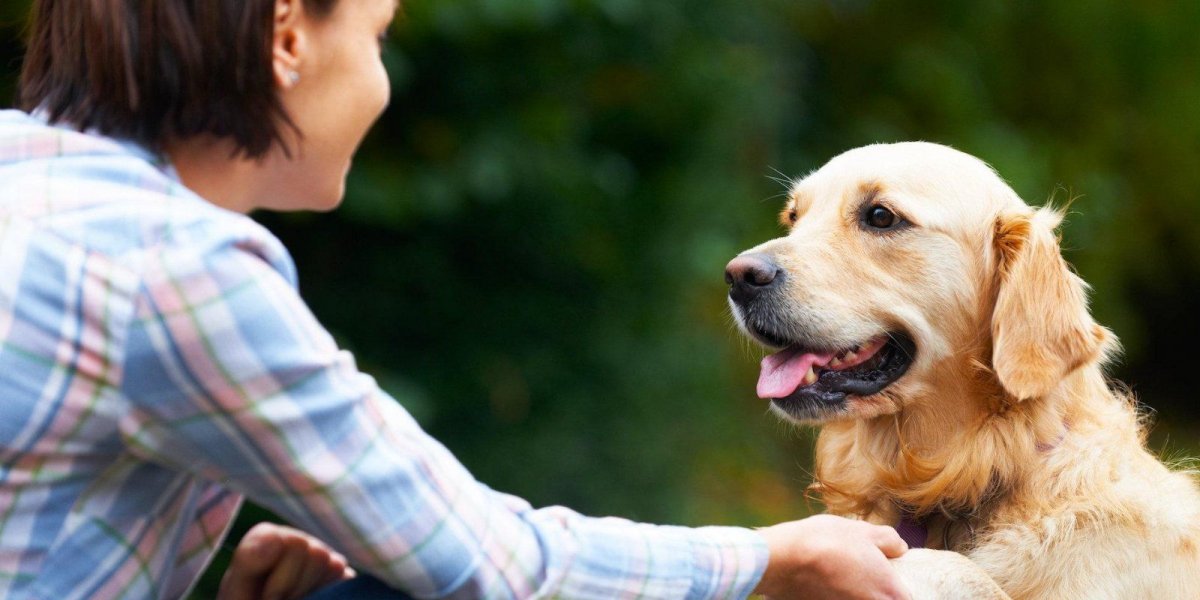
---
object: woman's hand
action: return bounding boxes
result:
[218,522,355,600]
[753,514,910,600]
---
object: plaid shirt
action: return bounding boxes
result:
[0,110,767,600]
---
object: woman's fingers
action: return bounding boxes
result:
[219,523,287,600]
[872,524,909,558]
[220,522,355,600]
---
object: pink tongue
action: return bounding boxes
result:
[757,348,835,399]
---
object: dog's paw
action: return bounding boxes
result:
[892,548,1010,600]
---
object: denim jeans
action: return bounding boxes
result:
[303,574,413,600]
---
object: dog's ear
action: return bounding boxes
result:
[991,208,1112,401]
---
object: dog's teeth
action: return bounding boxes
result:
[829,356,843,368]
[803,367,818,385]
[843,351,858,364]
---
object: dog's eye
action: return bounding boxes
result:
[779,207,799,227]
[864,205,900,230]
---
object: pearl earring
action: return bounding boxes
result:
[287,70,300,86]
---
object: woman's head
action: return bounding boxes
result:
[19,0,397,211]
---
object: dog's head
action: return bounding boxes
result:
[728,142,1112,423]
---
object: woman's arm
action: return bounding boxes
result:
[117,236,768,598]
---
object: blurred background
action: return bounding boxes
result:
[3,0,1199,595]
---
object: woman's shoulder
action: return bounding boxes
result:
[0,110,294,283]
[0,109,162,175]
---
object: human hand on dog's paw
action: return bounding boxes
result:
[753,514,910,600]
[218,522,355,600]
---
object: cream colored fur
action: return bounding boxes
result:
[739,142,1200,599]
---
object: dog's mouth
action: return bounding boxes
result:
[756,333,916,416]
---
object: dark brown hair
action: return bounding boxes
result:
[18,0,337,158]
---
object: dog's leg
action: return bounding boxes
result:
[892,549,1011,600]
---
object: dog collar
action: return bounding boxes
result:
[896,515,929,548]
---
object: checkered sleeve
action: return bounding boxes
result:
[116,233,768,599]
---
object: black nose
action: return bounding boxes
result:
[725,253,783,305]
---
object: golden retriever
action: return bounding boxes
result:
[725,142,1200,599]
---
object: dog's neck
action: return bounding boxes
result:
[813,357,1115,542]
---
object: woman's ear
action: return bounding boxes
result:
[272,0,307,89]
[990,208,1113,401]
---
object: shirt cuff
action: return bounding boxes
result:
[685,526,769,600]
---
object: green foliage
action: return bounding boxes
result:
[2,1,1198,596]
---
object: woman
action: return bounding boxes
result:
[0,0,908,598]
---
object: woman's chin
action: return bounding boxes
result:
[303,193,345,213]
[266,178,347,213]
